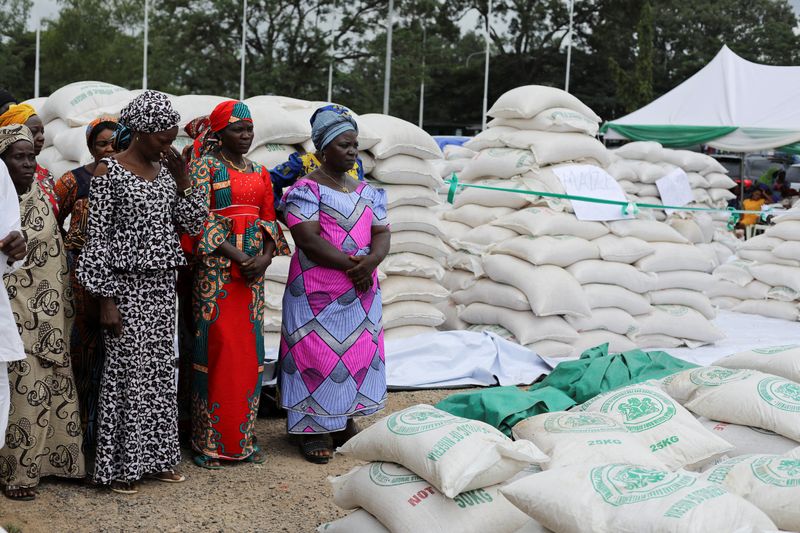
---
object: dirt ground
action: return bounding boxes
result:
[0,389,458,533]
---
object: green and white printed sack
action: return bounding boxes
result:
[714,345,800,383]
[662,367,800,442]
[499,463,776,533]
[577,383,732,470]
[703,454,800,531]
[329,462,538,533]
[316,509,388,533]
[337,404,548,497]
[512,411,666,470]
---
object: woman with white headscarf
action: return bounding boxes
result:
[77,91,207,494]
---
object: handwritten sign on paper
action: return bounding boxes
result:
[656,168,693,215]
[553,164,633,221]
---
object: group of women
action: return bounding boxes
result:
[0,90,389,499]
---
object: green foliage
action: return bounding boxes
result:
[2,0,799,125]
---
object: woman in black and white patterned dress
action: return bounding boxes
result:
[77,91,207,494]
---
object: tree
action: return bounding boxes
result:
[0,0,34,99]
[39,0,142,95]
[609,0,654,113]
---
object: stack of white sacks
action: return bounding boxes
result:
[709,207,800,320]
[320,368,800,533]
[439,86,724,357]
[607,141,737,219]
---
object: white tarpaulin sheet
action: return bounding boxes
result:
[265,311,800,390]
[607,46,800,152]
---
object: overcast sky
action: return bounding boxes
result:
[27,0,800,29]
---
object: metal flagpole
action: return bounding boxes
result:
[564,0,574,92]
[419,24,426,128]
[481,0,492,131]
[327,1,337,102]
[143,0,149,90]
[382,0,394,115]
[34,24,40,98]
[240,0,247,100]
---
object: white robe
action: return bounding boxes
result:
[0,159,26,448]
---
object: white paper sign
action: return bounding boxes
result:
[553,164,633,221]
[656,168,693,215]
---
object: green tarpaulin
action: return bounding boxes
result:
[528,344,698,405]
[436,343,697,436]
[601,124,737,148]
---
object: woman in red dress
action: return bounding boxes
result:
[189,100,289,469]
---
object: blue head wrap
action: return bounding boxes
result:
[310,104,358,152]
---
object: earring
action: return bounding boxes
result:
[135,135,140,142]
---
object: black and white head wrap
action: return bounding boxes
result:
[119,90,180,133]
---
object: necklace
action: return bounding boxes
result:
[318,167,348,192]
[219,150,247,172]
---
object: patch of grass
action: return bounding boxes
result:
[4,525,22,533]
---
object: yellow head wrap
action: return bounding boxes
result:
[0,103,38,127]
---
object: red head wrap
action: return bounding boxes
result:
[209,100,252,133]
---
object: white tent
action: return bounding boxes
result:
[603,45,800,152]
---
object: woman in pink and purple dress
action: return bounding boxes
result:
[279,105,390,464]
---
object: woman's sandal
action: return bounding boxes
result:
[110,481,138,495]
[242,445,267,465]
[193,454,223,470]
[3,486,36,501]
[147,469,186,483]
[299,434,333,465]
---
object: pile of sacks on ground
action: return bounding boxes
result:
[319,344,800,532]
[607,141,738,220]
[436,86,725,357]
[709,207,800,321]
[30,80,451,346]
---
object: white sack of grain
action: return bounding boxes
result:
[702,454,800,531]
[463,126,518,151]
[578,382,734,469]
[592,234,655,264]
[582,284,653,316]
[613,141,664,162]
[567,260,657,293]
[607,219,689,243]
[382,302,445,329]
[460,303,579,345]
[713,259,756,287]
[248,144,297,168]
[491,235,599,267]
[442,205,514,228]
[387,206,444,237]
[649,289,716,320]
[452,279,530,311]
[500,130,611,167]
[482,255,591,318]
[662,366,800,441]
[41,81,133,125]
[453,224,519,254]
[492,207,609,240]
[453,179,531,209]
[316,509,388,533]
[637,305,724,343]
[749,263,800,293]
[714,345,800,383]
[381,277,449,305]
[381,184,441,208]
[732,300,800,321]
[488,107,599,136]
[499,463,776,533]
[696,417,800,459]
[636,243,717,273]
[512,411,666,470]
[380,253,445,281]
[372,155,443,189]
[652,271,715,291]
[566,307,639,336]
[337,404,549,498]
[360,114,443,160]
[330,462,538,533]
[705,280,771,300]
[488,85,601,122]
[458,147,535,182]
[390,231,449,259]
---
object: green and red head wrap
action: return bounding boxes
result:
[209,100,252,133]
